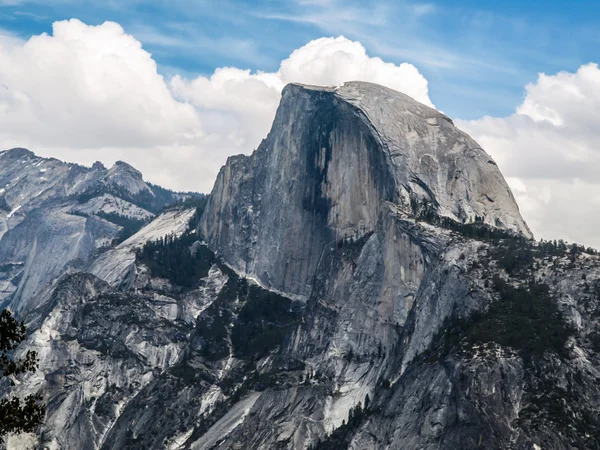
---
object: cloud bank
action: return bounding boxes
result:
[0,20,432,193]
[458,63,600,247]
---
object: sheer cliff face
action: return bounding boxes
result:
[201,81,531,300]
[189,83,598,450]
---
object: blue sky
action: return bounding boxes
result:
[1,0,599,119]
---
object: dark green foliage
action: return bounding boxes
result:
[489,240,534,276]
[437,216,522,241]
[344,348,354,362]
[488,236,596,279]
[147,182,192,211]
[192,265,302,361]
[0,395,45,439]
[0,196,9,213]
[0,263,22,274]
[589,331,600,352]
[470,276,573,357]
[231,285,302,358]
[537,239,568,256]
[411,197,523,241]
[184,196,208,233]
[411,196,438,222]
[410,197,597,262]
[169,359,206,383]
[76,185,131,206]
[196,300,234,361]
[137,234,216,288]
[337,231,374,250]
[191,273,245,361]
[0,311,38,378]
[422,231,581,362]
[68,210,147,244]
[518,359,600,447]
[96,212,147,243]
[161,194,207,214]
[0,309,45,440]
[94,385,123,419]
[136,194,211,287]
[67,210,88,219]
[75,182,196,214]
[138,209,301,361]
[427,276,573,360]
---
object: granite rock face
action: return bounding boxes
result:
[3,83,600,450]
[0,148,189,314]
[201,81,531,300]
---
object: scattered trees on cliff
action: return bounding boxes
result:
[0,309,45,440]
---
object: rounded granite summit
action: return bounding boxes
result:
[202,81,533,299]
[286,81,532,238]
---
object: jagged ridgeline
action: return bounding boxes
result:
[1,81,599,450]
[0,149,205,313]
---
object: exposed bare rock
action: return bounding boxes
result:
[201,81,531,300]
[0,148,193,313]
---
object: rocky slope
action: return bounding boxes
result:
[0,148,192,314]
[2,82,599,450]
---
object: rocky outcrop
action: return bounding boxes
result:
[103,161,151,195]
[89,208,197,288]
[201,81,531,300]
[0,148,192,313]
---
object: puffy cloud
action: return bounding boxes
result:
[278,36,433,105]
[170,35,433,176]
[0,19,201,148]
[457,63,600,248]
[0,23,433,193]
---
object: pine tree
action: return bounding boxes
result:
[0,309,45,440]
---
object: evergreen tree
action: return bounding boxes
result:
[0,309,45,440]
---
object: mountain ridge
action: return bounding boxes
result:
[0,147,200,314]
[1,82,599,449]
[201,80,531,302]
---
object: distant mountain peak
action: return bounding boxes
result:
[112,160,139,171]
[0,147,36,160]
[0,147,195,313]
[91,161,106,171]
[103,160,149,195]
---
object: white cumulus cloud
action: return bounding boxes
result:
[0,22,433,193]
[457,63,600,248]
[170,35,434,178]
[0,19,201,148]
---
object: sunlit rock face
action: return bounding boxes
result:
[0,148,186,314]
[201,81,531,301]
[4,83,600,450]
